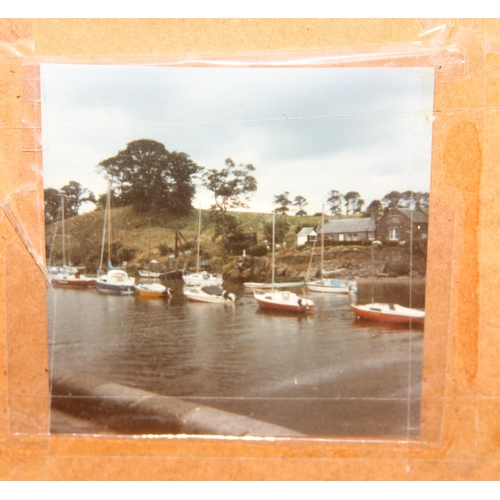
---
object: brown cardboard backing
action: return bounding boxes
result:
[0,18,498,480]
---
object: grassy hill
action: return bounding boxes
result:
[46,207,427,279]
[45,206,323,273]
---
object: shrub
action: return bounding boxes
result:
[159,242,172,256]
[110,241,137,263]
[247,243,268,256]
[411,238,428,256]
[383,240,400,247]
[118,244,137,262]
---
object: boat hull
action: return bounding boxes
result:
[51,277,96,288]
[97,282,135,295]
[134,283,171,298]
[138,271,162,278]
[253,290,313,313]
[182,272,223,287]
[306,279,352,294]
[351,304,425,324]
[244,281,304,289]
[96,270,135,295]
[183,286,235,304]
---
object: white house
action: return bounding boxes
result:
[296,227,317,246]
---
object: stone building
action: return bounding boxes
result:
[317,217,375,243]
[375,208,429,243]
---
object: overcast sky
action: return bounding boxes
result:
[40,64,435,215]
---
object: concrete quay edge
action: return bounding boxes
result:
[50,369,304,437]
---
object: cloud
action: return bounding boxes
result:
[40,64,434,214]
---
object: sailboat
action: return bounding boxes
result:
[351,302,425,324]
[350,240,425,324]
[305,206,353,294]
[138,221,165,278]
[96,183,135,295]
[138,260,164,278]
[253,210,314,313]
[182,206,223,286]
[50,195,96,288]
[134,221,172,298]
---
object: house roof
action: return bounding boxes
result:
[319,217,375,234]
[297,227,317,237]
[397,209,429,223]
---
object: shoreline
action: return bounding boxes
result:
[354,276,426,285]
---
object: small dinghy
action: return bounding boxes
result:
[134,282,172,298]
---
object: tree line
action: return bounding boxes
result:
[273,189,429,217]
[44,139,258,255]
[44,138,429,256]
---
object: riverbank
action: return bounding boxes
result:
[356,276,426,285]
[46,207,427,282]
[225,245,427,283]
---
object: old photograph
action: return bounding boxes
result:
[42,64,434,437]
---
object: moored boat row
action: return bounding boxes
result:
[49,197,425,324]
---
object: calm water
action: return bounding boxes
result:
[48,279,425,438]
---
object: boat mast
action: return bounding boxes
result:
[196,205,201,272]
[49,195,63,268]
[271,207,275,289]
[61,195,66,268]
[148,217,151,267]
[98,182,109,274]
[371,241,375,303]
[107,181,112,266]
[320,204,325,280]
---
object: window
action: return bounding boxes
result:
[389,228,398,240]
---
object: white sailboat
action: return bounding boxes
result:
[135,220,171,298]
[350,240,425,325]
[182,206,223,286]
[138,260,164,278]
[49,195,96,288]
[138,221,165,278]
[253,210,314,313]
[96,183,135,295]
[351,302,425,324]
[306,206,353,294]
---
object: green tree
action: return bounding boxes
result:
[400,190,430,210]
[44,187,62,225]
[355,197,365,214]
[382,190,403,208]
[344,191,361,215]
[204,210,243,243]
[263,215,291,245]
[293,195,308,216]
[326,190,344,216]
[60,181,96,218]
[415,192,430,210]
[365,199,382,217]
[274,191,292,214]
[97,139,202,215]
[201,158,257,252]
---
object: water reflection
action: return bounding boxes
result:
[48,278,425,437]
